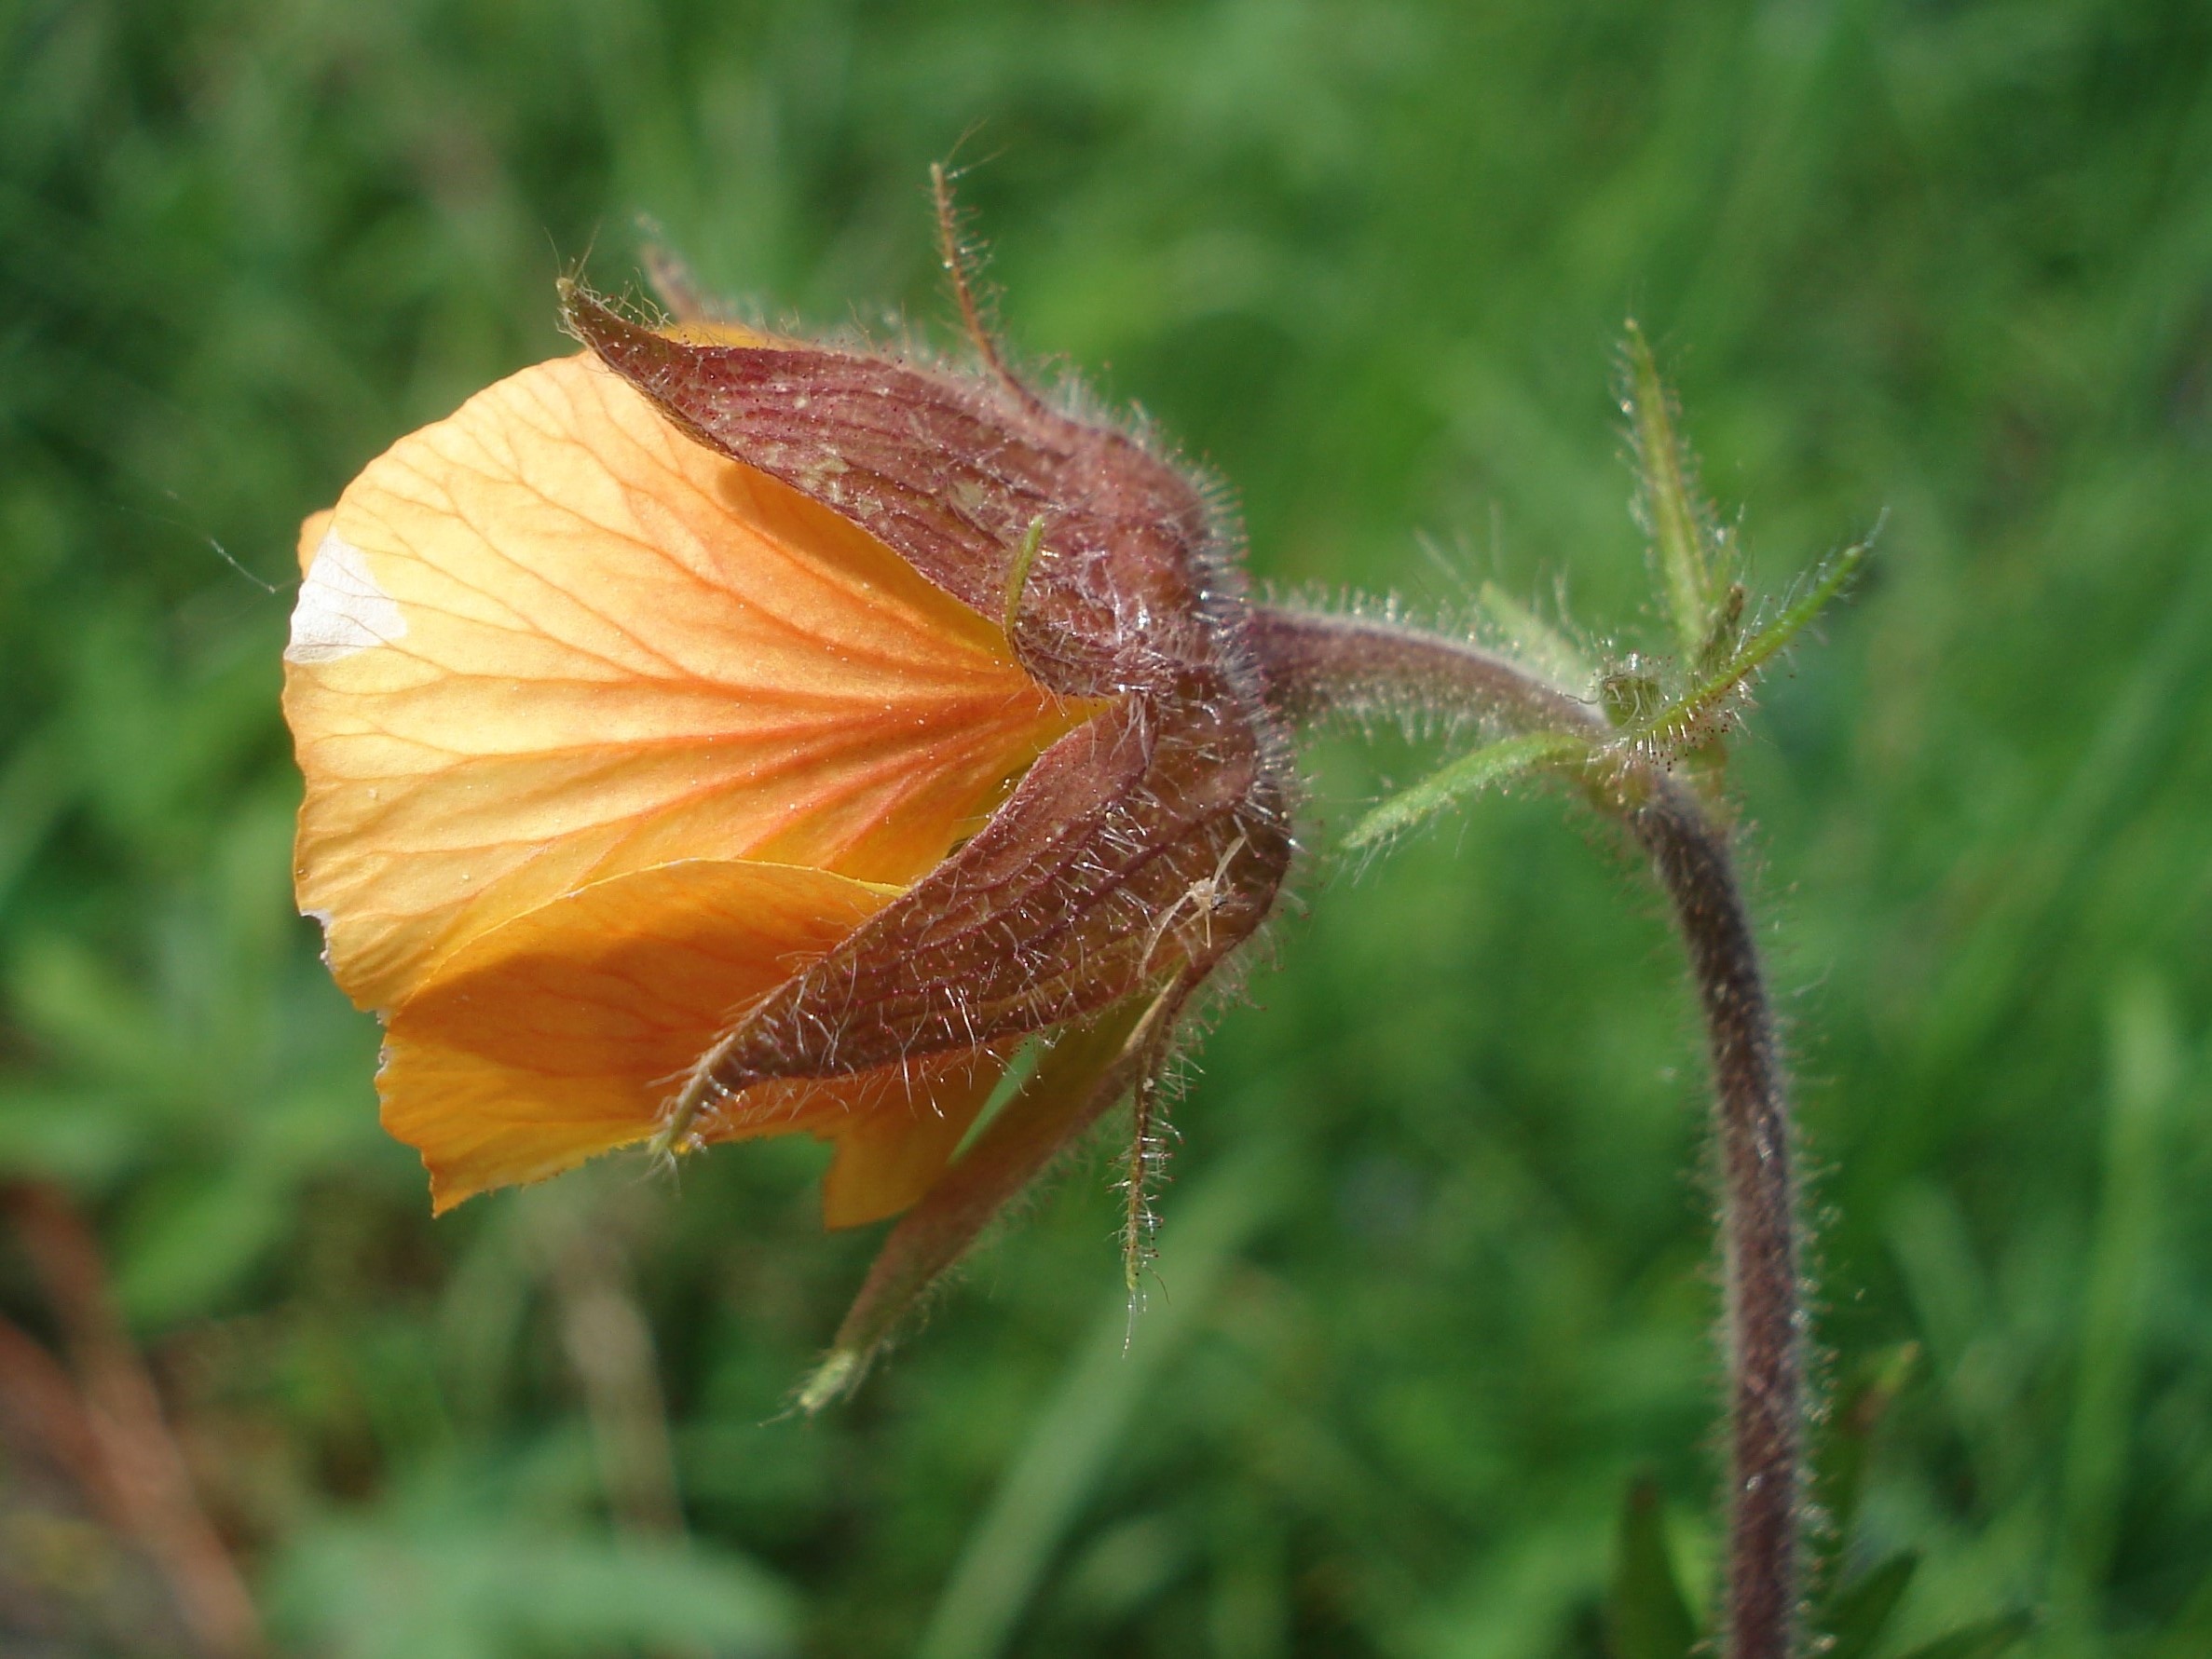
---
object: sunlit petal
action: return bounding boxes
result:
[818,1070,1003,1230]
[379,858,881,1208]
[285,355,1098,1011]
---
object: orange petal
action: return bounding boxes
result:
[379,858,1014,1214]
[379,858,881,1209]
[284,355,1099,1011]
[296,509,334,576]
[821,1077,999,1231]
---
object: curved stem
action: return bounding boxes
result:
[1249,603,1804,1659]
[1630,780,1802,1659]
[1244,605,1605,736]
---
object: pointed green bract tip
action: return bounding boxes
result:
[1624,320,1729,660]
[1820,1549,1920,1659]
[795,1348,864,1416]
[1607,1474,1698,1659]
[1618,538,1869,765]
[1344,730,1590,851]
[1477,580,1594,692]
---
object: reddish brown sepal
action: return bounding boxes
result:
[561,254,1304,1379]
[562,282,1232,701]
[797,986,1179,1407]
[675,686,1289,1132]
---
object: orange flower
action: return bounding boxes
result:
[286,250,1295,1390]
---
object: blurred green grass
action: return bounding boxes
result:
[2,0,2208,1654]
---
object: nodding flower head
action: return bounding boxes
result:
[281,206,1296,1396]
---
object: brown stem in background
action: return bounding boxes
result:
[0,1307,116,1507]
[1249,604,1804,1659]
[545,1215,686,1538]
[1,1181,266,1659]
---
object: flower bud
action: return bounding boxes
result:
[283,252,1295,1389]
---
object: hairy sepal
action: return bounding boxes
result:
[560,265,1306,1393]
[665,692,1290,1146]
[562,282,1221,701]
[797,986,1174,1410]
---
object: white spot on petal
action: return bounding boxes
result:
[286,529,405,662]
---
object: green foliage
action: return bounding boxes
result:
[1824,1551,1924,1659]
[1891,1612,2037,1659]
[1615,538,1867,766]
[1814,1343,1923,1597]
[3,1,2209,1655]
[1345,733,1591,851]
[1349,339,1866,844]
[1623,320,1731,664]
[268,1481,794,1659]
[1594,1345,2026,1659]
[1604,1478,1695,1659]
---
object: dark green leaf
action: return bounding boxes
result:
[1815,1343,1921,1578]
[1891,1611,2037,1659]
[1821,1550,1919,1659]
[1605,1476,1698,1659]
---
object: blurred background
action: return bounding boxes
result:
[3,1,2208,1654]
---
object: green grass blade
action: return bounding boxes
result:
[1605,1476,1698,1659]
[1344,731,1589,851]
[1891,1611,2036,1659]
[913,1147,1290,1659]
[1822,1550,1919,1659]
[2056,973,2179,1615]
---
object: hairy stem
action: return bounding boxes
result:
[1630,780,1802,1659]
[1245,605,1604,736]
[1249,602,1804,1659]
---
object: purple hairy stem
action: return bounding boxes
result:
[1629,779,1803,1659]
[1249,603,1804,1659]
[1245,605,1604,735]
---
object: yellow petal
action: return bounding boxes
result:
[821,1073,999,1230]
[284,355,1097,1011]
[296,508,334,576]
[378,858,888,1210]
[380,858,1018,1215]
